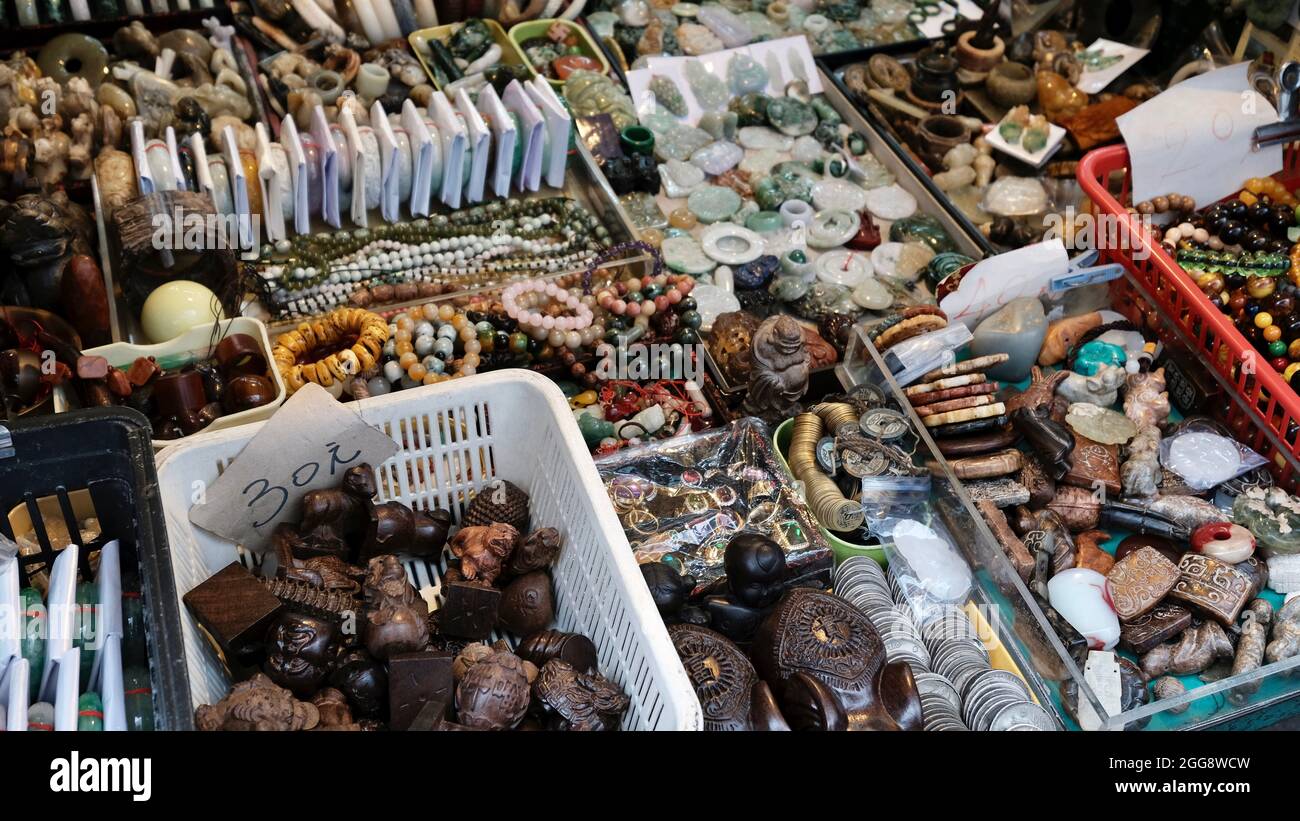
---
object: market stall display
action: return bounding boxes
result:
[4,0,1300,736]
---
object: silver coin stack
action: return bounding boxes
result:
[835,558,1057,731]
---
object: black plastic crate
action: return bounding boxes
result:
[0,407,191,730]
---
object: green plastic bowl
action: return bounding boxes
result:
[773,418,887,566]
[508,18,611,90]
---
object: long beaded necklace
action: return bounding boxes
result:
[250,197,613,319]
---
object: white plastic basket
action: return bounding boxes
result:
[154,369,702,731]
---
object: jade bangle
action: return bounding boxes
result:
[265,143,293,223]
[620,125,654,156]
[424,117,443,194]
[355,62,389,101]
[145,139,176,191]
[208,157,233,216]
[308,69,344,106]
[392,127,412,201]
[300,136,322,217]
[330,125,352,195]
[357,126,381,211]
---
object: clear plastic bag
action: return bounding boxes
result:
[1159,430,1268,491]
[595,418,830,587]
[883,518,973,626]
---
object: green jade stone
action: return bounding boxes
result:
[1234,490,1300,556]
[654,124,714,162]
[698,111,739,141]
[1022,126,1049,154]
[766,97,818,136]
[578,411,616,446]
[74,581,98,689]
[78,692,104,731]
[746,210,784,233]
[809,95,842,127]
[730,94,771,127]
[123,666,155,731]
[684,60,728,111]
[21,587,45,702]
[1074,340,1127,376]
[650,74,688,117]
[999,120,1024,143]
[687,185,742,223]
[662,235,717,274]
[753,174,813,211]
[770,275,810,301]
[727,52,769,95]
[847,132,868,155]
[890,213,957,254]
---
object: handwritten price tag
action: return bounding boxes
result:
[188,384,398,567]
[1116,63,1282,209]
[939,239,1069,330]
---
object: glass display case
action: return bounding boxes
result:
[839,270,1300,730]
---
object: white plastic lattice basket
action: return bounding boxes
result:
[154,369,702,730]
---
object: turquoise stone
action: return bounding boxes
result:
[578,411,615,446]
[1074,340,1127,376]
[753,174,813,211]
[765,97,818,136]
[746,210,784,233]
[684,60,728,111]
[650,74,688,117]
[687,185,742,223]
[889,213,957,254]
[727,52,769,95]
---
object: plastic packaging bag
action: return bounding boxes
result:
[883,518,973,625]
[1160,431,1268,491]
[596,418,829,587]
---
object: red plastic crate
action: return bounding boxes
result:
[1078,143,1300,488]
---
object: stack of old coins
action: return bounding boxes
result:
[904,354,1022,474]
[789,411,865,533]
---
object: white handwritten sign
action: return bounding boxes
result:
[188,384,398,557]
[1116,63,1282,208]
[939,239,1069,330]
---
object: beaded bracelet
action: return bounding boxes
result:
[1131,192,1195,216]
[502,279,595,335]
[272,307,390,394]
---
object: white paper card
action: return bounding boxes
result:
[281,117,310,234]
[100,635,127,731]
[222,125,256,252]
[939,238,1070,329]
[256,123,288,242]
[1117,63,1283,208]
[985,120,1067,168]
[312,106,342,228]
[53,646,79,730]
[130,120,155,195]
[502,80,544,192]
[430,91,467,208]
[456,88,491,203]
[1,656,28,731]
[165,127,186,192]
[341,107,370,228]
[0,539,19,666]
[90,540,122,691]
[1075,38,1149,94]
[40,545,78,702]
[188,384,398,564]
[478,85,517,198]
[402,100,435,215]
[191,133,216,208]
[528,78,571,189]
[372,102,402,222]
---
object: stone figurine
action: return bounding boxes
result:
[742,314,810,424]
[195,673,320,731]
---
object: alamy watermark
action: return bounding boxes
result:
[151,207,261,260]
[594,342,704,382]
[1043,207,1155,261]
